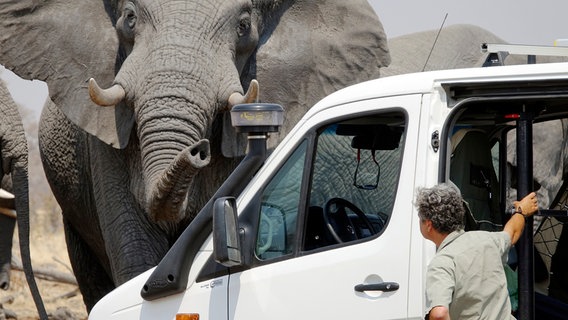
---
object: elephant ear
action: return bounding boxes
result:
[222,0,390,157]
[0,0,133,148]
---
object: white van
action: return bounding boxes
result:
[89,57,568,320]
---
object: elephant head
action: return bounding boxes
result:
[0,80,47,318]
[0,0,389,223]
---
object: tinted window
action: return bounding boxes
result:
[255,111,406,259]
[256,141,307,260]
[305,113,405,250]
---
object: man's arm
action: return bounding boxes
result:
[503,192,538,245]
[428,306,450,320]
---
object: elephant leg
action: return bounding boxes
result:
[0,214,15,290]
[63,218,114,312]
[40,101,112,310]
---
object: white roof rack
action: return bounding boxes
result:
[481,43,568,66]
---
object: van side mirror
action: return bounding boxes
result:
[213,197,242,267]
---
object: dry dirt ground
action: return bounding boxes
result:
[0,211,88,320]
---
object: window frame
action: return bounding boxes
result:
[241,108,409,266]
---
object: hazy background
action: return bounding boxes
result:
[370,0,567,45]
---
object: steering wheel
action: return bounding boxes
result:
[323,198,376,243]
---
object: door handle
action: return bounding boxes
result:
[354,282,399,292]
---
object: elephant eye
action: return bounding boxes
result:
[234,10,258,62]
[126,11,137,28]
[116,1,138,48]
[237,16,251,37]
[124,5,138,29]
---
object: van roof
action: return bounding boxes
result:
[308,62,568,115]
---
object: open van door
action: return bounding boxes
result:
[440,78,568,320]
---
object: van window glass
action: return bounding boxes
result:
[256,141,307,260]
[491,141,500,179]
[304,112,405,250]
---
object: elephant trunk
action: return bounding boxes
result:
[146,139,211,221]
[138,94,213,222]
[12,151,48,319]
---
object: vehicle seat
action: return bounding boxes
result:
[450,129,502,231]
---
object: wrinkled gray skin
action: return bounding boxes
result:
[0,80,47,318]
[0,0,389,311]
[506,121,568,209]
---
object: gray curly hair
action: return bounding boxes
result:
[415,183,465,234]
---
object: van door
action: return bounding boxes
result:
[228,96,423,319]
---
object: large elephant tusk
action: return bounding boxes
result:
[88,78,126,107]
[227,79,259,111]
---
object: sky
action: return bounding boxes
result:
[2,0,567,115]
[369,0,568,45]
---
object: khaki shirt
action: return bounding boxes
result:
[425,230,515,319]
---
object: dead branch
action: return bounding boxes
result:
[46,288,80,303]
[10,259,77,286]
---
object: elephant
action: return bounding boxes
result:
[0,0,390,311]
[0,79,47,318]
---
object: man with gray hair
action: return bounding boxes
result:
[416,183,538,320]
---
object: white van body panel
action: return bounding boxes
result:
[230,94,425,319]
[89,238,223,320]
